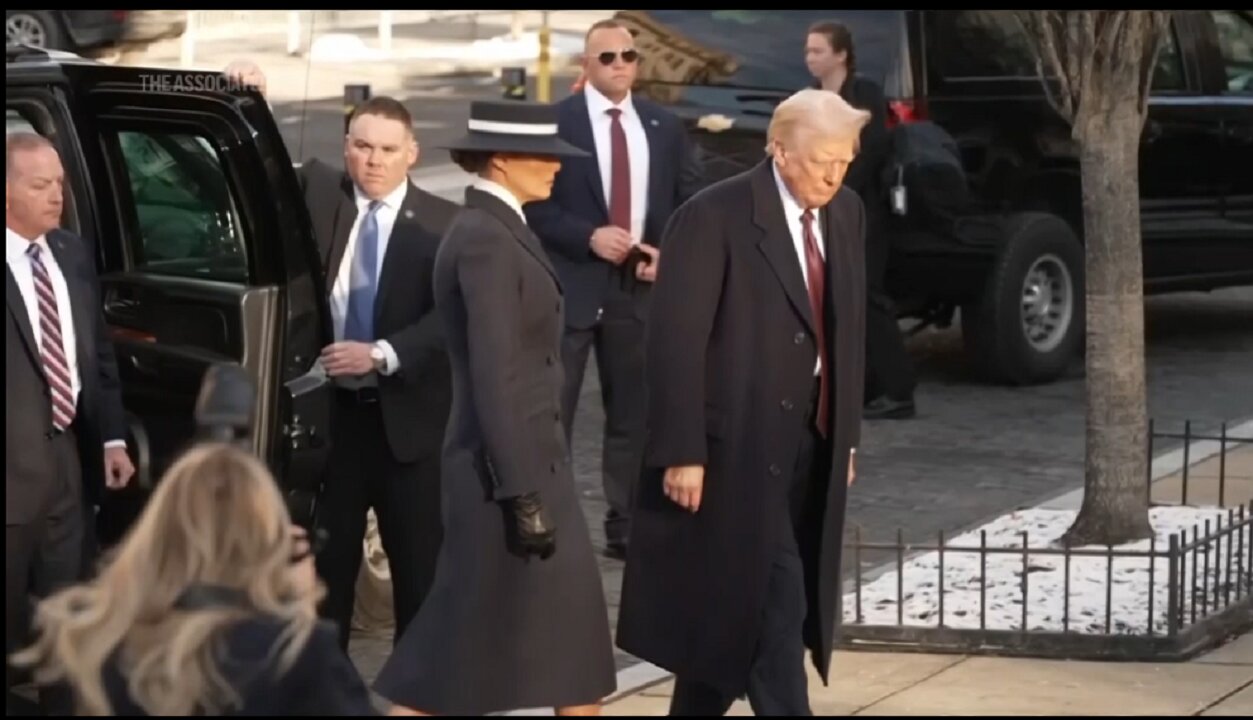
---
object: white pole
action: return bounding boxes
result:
[180,10,196,67]
[379,11,393,54]
[287,11,302,56]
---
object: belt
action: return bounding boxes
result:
[335,387,380,405]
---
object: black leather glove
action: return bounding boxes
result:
[506,492,556,560]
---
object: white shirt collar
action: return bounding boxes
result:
[585,82,636,119]
[353,179,409,212]
[472,177,527,223]
[6,227,49,263]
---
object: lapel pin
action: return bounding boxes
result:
[404,209,415,220]
[649,118,660,127]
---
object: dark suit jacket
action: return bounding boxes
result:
[525,92,703,329]
[6,229,125,525]
[99,616,377,715]
[296,160,459,463]
[618,159,866,694]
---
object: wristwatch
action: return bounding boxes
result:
[369,344,386,372]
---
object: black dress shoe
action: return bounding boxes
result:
[604,541,628,561]
[863,395,916,420]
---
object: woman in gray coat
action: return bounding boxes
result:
[374,101,616,716]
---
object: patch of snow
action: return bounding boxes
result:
[842,507,1249,635]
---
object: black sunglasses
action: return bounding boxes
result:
[597,49,641,65]
[290,527,328,565]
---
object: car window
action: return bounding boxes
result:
[1211,10,1253,93]
[622,10,904,91]
[930,11,1038,79]
[1152,24,1186,92]
[6,108,38,135]
[111,129,248,283]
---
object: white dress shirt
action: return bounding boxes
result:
[6,227,124,447]
[472,177,527,223]
[328,180,405,379]
[584,83,650,244]
[772,164,825,376]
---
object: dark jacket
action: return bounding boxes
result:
[617,160,867,695]
[525,92,704,329]
[101,616,377,715]
[6,228,125,524]
[295,159,459,463]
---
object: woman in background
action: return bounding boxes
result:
[12,443,377,716]
[806,20,919,420]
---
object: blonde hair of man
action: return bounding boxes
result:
[766,87,871,156]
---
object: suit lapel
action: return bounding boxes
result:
[373,181,422,324]
[750,160,817,335]
[6,267,41,369]
[568,93,609,217]
[326,173,359,282]
[638,101,664,236]
[466,189,561,291]
[823,197,853,330]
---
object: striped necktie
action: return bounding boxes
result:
[27,243,76,430]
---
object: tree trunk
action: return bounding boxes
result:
[1062,104,1154,548]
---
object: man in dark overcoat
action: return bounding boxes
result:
[617,88,870,716]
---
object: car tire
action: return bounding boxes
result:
[6,11,64,51]
[962,212,1084,385]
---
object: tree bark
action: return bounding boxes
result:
[1018,10,1168,547]
[1062,103,1153,547]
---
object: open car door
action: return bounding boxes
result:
[6,56,333,537]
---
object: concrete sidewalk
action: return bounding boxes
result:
[602,442,1253,716]
[603,635,1253,715]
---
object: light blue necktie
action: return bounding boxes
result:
[343,200,381,342]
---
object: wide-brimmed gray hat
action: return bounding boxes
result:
[442,100,589,158]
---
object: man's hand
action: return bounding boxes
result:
[848,453,857,486]
[104,447,135,490]
[224,59,268,96]
[321,342,375,377]
[663,465,705,513]
[635,243,660,282]
[590,226,634,265]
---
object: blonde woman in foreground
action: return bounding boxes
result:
[11,443,379,716]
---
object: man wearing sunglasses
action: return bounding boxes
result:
[527,19,703,562]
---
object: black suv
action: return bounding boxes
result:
[618,10,1253,384]
[6,48,333,530]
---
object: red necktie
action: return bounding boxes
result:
[607,108,631,232]
[800,210,829,439]
[27,244,76,431]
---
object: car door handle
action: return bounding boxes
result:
[124,352,159,377]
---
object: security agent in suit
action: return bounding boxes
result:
[220,62,460,651]
[300,99,458,651]
[526,19,702,558]
[6,132,135,703]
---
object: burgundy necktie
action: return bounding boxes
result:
[606,108,631,232]
[27,244,76,431]
[800,210,829,439]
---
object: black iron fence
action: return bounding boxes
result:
[837,422,1253,660]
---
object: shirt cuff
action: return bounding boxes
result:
[375,340,401,376]
[104,440,127,450]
